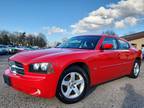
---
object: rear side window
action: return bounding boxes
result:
[102,37,118,50]
[118,40,130,50]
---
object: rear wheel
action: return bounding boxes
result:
[56,66,89,104]
[129,60,141,78]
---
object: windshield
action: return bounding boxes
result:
[57,36,101,49]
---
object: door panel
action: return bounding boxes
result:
[117,50,134,75]
[94,37,123,84]
[94,50,121,84]
[118,39,134,75]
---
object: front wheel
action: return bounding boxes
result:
[129,60,141,78]
[56,66,89,104]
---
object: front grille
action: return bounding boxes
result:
[9,61,24,75]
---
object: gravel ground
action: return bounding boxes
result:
[0,55,144,108]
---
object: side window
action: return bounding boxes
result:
[102,37,118,50]
[118,40,130,50]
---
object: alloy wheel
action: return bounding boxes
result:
[134,62,140,76]
[61,72,85,99]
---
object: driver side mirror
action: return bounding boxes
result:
[102,43,113,50]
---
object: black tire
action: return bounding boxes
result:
[129,60,141,78]
[56,66,89,104]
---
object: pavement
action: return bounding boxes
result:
[0,55,144,108]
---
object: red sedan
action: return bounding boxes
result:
[3,35,142,103]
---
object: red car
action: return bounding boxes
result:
[3,35,142,103]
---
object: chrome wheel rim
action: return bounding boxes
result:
[134,63,140,76]
[61,72,85,99]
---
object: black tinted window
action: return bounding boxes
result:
[57,36,101,49]
[118,40,130,50]
[102,37,118,50]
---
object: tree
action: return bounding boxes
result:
[3,34,10,45]
[102,30,117,35]
[0,30,47,47]
[62,37,68,42]
[36,33,47,47]
[0,30,10,45]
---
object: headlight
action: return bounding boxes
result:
[33,63,40,70]
[29,63,54,74]
[40,63,48,71]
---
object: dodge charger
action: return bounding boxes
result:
[3,35,142,104]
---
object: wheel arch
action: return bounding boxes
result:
[56,61,91,103]
[60,62,91,86]
[135,57,142,66]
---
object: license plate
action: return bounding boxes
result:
[3,75,11,86]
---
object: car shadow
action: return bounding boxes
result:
[85,86,97,97]
[121,84,144,108]
[85,76,128,97]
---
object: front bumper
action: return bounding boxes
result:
[3,69,57,98]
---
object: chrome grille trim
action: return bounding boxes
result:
[9,61,24,75]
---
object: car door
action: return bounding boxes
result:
[95,37,122,84]
[117,39,134,75]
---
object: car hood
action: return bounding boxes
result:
[10,48,90,63]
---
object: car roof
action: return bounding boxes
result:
[76,34,128,42]
[77,34,118,38]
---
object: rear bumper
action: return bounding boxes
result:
[3,69,57,98]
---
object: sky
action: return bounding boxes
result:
[0,0,144,42]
